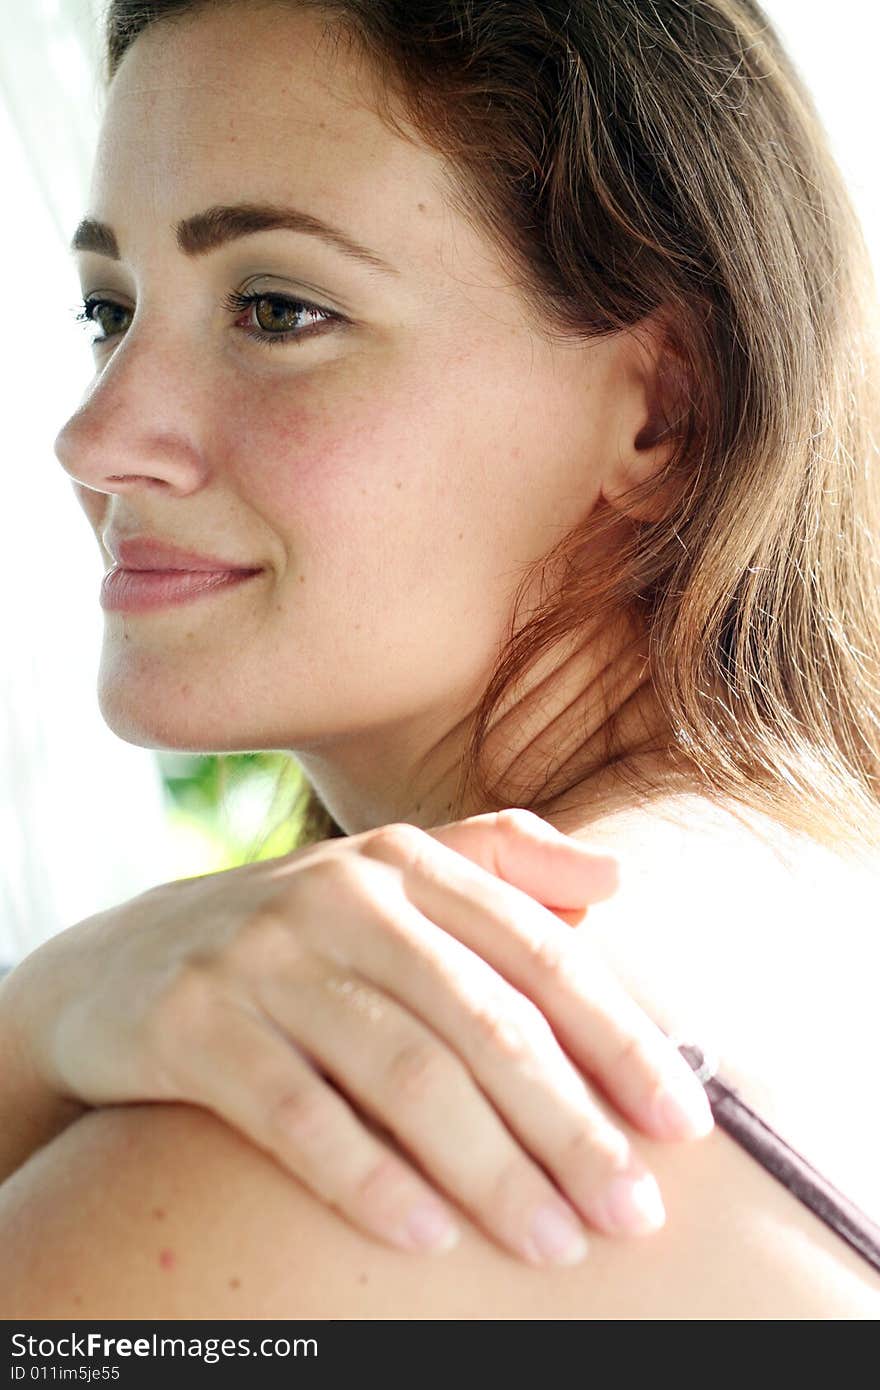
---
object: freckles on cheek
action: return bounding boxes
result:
[238,394,415,540]
[225,398,351,523]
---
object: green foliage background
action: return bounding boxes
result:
[156,750,309,878]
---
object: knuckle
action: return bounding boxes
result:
[352,1152,410,1208]
[300,851,367,902]
[228,902,295,967]
[385,1039,453,1103]
[521,928,570,983]
[268,1085,334,1150]
[361,821,427,866]
[293,853,383,929]
[470,994,539,1064]
[561,1122,631,1179]
[611,1029,656,1078]
[496,807,549,837]
[304,849,406,937]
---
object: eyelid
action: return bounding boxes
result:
[238,272,355,315]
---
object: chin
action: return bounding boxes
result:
[96,688,223,754]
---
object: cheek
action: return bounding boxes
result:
[220,377,473,575]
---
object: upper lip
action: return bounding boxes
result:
[106,535,263,573]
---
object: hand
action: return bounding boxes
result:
[4,808,712,1265]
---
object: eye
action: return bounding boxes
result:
[73,296,131,343]
[219,289,340,347]
[72,289,342,349]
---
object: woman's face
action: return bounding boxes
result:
[55,4,656,831]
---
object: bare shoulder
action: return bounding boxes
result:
[0,794,877,1319]
[0,1089,877,1319]
[0,794,877,1320]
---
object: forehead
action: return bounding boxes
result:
[89,4,479,283]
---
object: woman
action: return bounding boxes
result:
[0,0,878,1317]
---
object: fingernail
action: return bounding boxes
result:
[525,1204,590,1265]
[597,1170,666,1235]
[652,1079,714,1139]
[401,1202,460,1252]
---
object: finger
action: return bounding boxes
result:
[166,997,464,1256]
[358,825,713,1141]
[427,807,621,906]
[301,874,667,1241]
[276,968,597,1265]
[550,906,589,926]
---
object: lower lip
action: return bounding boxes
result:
[100,567,262,613]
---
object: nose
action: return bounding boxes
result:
[53,330,211,507]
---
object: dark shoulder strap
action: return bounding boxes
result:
[676,1042,880,1277]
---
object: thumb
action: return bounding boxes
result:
[425,808,620,910]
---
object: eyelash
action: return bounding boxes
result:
[72,289,340,349]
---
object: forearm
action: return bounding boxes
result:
[0,966,87,1185]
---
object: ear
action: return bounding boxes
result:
[600,315,691,524]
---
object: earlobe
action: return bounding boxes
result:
[601,332,691,524]
[600,450,676,525]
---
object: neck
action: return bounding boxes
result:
[293,615,694,836]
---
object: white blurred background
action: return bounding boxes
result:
[2,0,878,964]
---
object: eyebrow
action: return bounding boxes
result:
[69,202,400,277]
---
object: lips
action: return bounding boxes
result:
[106,534,262,574]
[99,565,262,613]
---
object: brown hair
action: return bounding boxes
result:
[100,0,880,861]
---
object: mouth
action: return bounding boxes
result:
[105,533,264,574]
[100,565,263,614]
